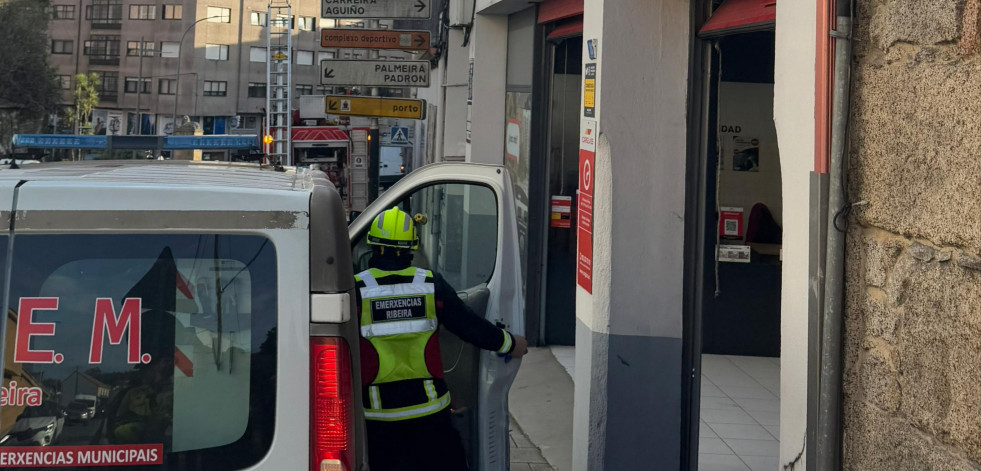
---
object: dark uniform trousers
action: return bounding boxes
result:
[366,408,469,471]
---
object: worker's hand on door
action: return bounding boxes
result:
[510,334,529,359]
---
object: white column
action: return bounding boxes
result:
[465,13,508,164]
[574,0,692,469]
[774,0,817,467]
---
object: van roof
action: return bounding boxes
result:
[0,161,311,192]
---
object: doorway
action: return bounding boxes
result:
[695,31,783,471]
[542,35,582,346]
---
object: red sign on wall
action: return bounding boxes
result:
[577,121,596,293]
[719,206,744,239]
[550,195,572,228]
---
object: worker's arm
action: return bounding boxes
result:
[433,274,528,358]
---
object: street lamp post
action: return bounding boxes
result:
[171,15,221,131]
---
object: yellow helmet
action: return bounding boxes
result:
[367,207,418,250]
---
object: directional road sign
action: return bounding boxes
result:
[321,29,431,51]
[322,0,431,19]
[325,96,427,120]
[321,59,431,88]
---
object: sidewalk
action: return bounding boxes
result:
[508,347,574,471]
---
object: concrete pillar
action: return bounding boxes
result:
[774,1,817,467]
[466,13,508,164]
[573,0,691,469]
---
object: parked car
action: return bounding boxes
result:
[0,161,523,471]
[0,402,65,447]
[65,400,95,423]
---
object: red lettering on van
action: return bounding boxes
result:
[13,297,60,363]
[89,298,148,364]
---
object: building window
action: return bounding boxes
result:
[205,44,229,61]
[318,51,335,63]
[207,7,231,23]
[51,5,75,20]
[243,116,260,129]
[162,4,182,20]
[124,77,151,94]
[160,41,179,58]
[296,85,313,96]
[87,0,122,27]
[204,81,227,97]
[247,83,266,98]
[126,41,154,56]
[295,50,313,66]
[96,71,119,98]
[298,17,315,31]
[159,78,176,95]
[250,12,267,26]
[250,47,266,62]
[84,35,121,65]
[51,39,74,54]
[320,19,337,28]
[57,75,72,90]
[129,5,155,20]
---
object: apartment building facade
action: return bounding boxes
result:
[46,0,403,150]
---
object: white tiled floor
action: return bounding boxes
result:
[699,354,780,471]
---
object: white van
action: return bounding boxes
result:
[0,161,524,471]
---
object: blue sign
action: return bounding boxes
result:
[390,127,410,146]
[164,135,258,150]
[12,135,107,149]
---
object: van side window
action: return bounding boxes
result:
[353,183,498,291]
[1,234,277,471]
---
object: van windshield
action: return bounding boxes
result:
[0,234,277,471]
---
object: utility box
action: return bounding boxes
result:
[449,0,474,27]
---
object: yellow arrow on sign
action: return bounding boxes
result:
[325,95,427,120]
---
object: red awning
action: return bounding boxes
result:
[538,0,583,24]
[547,17,584,40]
[291,127,349,142]
[698,0,776,38]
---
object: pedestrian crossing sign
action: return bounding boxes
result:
[391,127,410,146]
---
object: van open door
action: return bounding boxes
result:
[349,163,524,471]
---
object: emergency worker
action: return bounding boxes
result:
[356,207,528,471]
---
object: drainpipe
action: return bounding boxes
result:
[816,0,853,468]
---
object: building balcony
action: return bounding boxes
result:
[89,57,120,66]
[89,20,122,30]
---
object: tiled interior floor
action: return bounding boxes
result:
[699,354,780,471]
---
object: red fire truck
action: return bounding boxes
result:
[291,126,371,212]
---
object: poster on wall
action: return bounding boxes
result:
[106,111,125,136]
[719,206,744,240]
[550,196,572,229]
[718,244,751,263]
[90,110,108,135]
[577,120,596,293]
[731,136,760,172]
[583,63,596,118]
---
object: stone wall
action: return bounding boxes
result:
[844,0,981,469]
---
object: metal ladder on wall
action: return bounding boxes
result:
[266,0,292,165]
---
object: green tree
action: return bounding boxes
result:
[0,0,62,153]
[67,73,101,135]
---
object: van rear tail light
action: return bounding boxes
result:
[311,336,354,471]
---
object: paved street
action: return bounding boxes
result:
[510,416,554,471]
